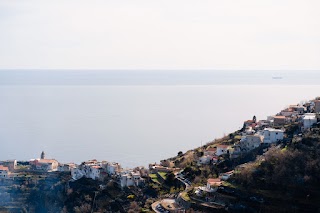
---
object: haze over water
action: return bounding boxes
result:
[0,70,319,168]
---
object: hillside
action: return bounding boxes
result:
[1,98,320,213]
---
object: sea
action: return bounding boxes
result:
[0,70,319,168]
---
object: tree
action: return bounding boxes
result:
[128,201,140,213]
[165,172,176,185]
[178,151,183,156]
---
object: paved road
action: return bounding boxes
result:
[151,172,190,212]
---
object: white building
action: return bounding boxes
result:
[71,168,86,180]
[87,165,102,180]
[131,172,141,182]
[119,170,143,188]
[220,171,234,181]
[121,174,134,187]
[303,113,317,129]
[206,178,223,192]
[71,160,104,180]
[216,145,231,156]
[58,163,76,172]
[30,159,59,172]
[240,135,261,151]
[198,155,212,165]
[0,165,9,178]
[106,162,121,175]
[262,128,284,143]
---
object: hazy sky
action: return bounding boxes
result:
[0,0,319,70]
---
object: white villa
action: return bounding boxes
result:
[120,171,143,188]
[262,128,284,143]
[303,113,317,129]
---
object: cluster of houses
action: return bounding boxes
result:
[0,151,146,189]
[1,152,146,189]
[198,98,320,166]
[70,159,146,188]
[194,98,320,201]
[0,160,17,179]
[29,151,60,172]
[0,152,69,179]
[195,170,234,198]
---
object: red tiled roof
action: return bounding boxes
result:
[0,165,9,171]
[30,159,57,165]
[217,144,229,149]
[91,165,102,169]
[225,171,234,175]
[206,147,216,152]
[207,178,223,186]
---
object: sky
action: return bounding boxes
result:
[0,0,319,70]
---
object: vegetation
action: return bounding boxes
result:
[232,126,320,212]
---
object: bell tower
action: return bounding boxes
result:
[41,151,45,159]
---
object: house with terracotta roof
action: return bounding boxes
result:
[243,120,255,128]
[280,108,297,117]
[289,105,305,114]
[204,147,216,156]
[206,178,223,192]
[30,159,59,172]
[0,160,17,172]
[273,116,286,126]
[0,165,9,178]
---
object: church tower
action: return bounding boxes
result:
[41,151,45,159]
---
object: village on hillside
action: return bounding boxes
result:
[1,97,320,212]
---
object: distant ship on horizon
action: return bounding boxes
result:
[272,76,283,80]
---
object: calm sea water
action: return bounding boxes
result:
[0,70,319,167]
